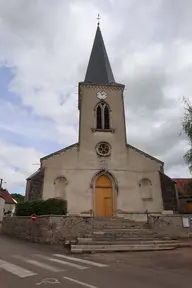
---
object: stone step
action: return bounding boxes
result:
[92,219,145,223]
[85,234,160,240]
[92,218,144,222]
[92,217,137,221]
[92,228,152,233]
[70,244,175,254]
[70,242,192,254]
[84,237,170,243]
[92,221,145,226]
[93,225,145,229]
[81,237,168,242]
[88,231,158,238]
[92,220,143,223]
[77,238,176,245]
[78,236,171,242]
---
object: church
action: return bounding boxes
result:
[25,24,177,217]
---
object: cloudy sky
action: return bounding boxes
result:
[0,0,191,194]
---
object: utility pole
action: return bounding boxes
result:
[0,178,3,197]
[0,178,6,195]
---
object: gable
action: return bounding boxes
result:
[40,143,78,161]
[127,144,164,167]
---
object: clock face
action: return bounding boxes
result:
[96,91,107,100]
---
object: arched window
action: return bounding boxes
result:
[104,106,110,129]
[96,103,110,130]
[96,105,102,129]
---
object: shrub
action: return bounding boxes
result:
[15,198,67,216]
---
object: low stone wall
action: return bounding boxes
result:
[2,214,192,245]
[1,216,93,244]
[148,214,192,239]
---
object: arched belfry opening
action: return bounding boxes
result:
[96,103,110,130]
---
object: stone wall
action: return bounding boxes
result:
[2,214,192,245]
[148,214,192,239]
[0,197,5,223]
[1,216,93,244]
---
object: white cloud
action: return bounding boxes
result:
[0,0,191,193]
[0,139,43,191]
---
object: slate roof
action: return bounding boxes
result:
[26,168,41,180]
[84,25,115,84]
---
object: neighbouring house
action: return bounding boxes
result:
[0,189,17,216]
[0,196,5,222]
[25,24,178,217]
[172,178,192,213]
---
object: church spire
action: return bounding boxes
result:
[84,24,115,84]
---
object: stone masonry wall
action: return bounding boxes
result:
[1,216,93,244]
[2,214,192,245]
[148,214,192,239]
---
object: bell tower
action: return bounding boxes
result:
[78,23,127,154]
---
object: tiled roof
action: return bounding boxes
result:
[172,178,192,194]
[0,189,15,204]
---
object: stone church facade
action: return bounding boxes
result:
[25,25,177,216]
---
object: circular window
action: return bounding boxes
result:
[96,142,111,157]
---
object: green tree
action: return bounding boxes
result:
[11,193,25,203]
[182,98,192,173]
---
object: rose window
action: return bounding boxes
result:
[96,142,111,157]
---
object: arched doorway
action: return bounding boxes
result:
[95,175,113,217]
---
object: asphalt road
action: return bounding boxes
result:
[0,235,192,288]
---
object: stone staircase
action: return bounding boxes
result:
[70,217,192,253]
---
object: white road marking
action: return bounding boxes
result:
[64,276,98,288]
[0,259,36,278]
[53,254,109,267]
[36,278,60,285]
[34,254,88,270]
[12,255,65,272]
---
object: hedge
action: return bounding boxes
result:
[15,198,67,216]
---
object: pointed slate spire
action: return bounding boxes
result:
[84,25,115,84]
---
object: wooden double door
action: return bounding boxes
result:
[94,175,113,217]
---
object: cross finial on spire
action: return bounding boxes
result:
[97,13,100,26]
